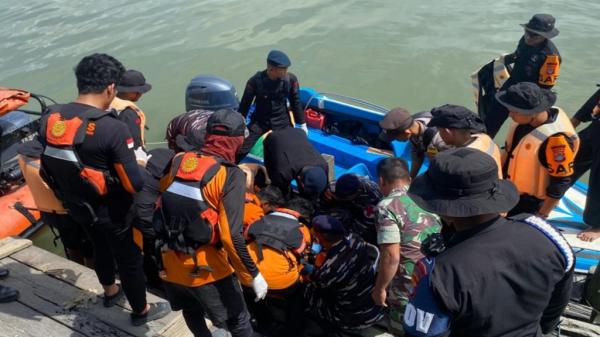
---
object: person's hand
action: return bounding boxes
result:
[296,123,308,135]
[371,287,388,307]
[252,273,268,302]
[134,147,151,167]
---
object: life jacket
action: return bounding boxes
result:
[154,152,223,275]
[39,106,116,225]
[110,97,146,146]
[471,54,511,122]
[467,133,503,178]
[17,155,66,214]
[503,107,580,200]
[254,71,291,103]
[244,208,306,262]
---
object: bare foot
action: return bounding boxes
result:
[577,228,600,242]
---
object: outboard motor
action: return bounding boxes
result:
[185,75,239,112]
[0,111,38,194]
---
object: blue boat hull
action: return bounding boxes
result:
[247,87,598,273]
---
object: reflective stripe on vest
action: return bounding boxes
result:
[467,133,502,178]
[44,146,78,163]
[166,181,204,201]
[470,54,511,106]
[503,107,579,199]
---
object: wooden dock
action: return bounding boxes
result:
[1,236,599,337]
[0,236,193,337]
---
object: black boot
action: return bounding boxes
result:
[0,267,9,279]
[0,285,19,303]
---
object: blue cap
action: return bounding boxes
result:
[300,166,327,199]
[312,215,346,235]
[267,50,291,68]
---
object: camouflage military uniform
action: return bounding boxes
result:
[375,186,441,329]
[304,233,385,331]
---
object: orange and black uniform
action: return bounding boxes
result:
[159,153,257,337]
[487,38,561,137]
[503,108,577,215]
[39,102,147,312]
[239,199,311,336]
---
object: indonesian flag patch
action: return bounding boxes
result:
[126,138,134,149]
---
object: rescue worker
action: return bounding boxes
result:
[379,107,451,178]
[486,14,561,137]
[304,215,385,333]
[320,173,382,244]
[18,140,94,267]
[239,196,313,337]
[110,69,152,149]
[38,53,169,325]
[236,50,306,163]
[403,148,573,336]
[0,267,18,303]
[498,82,579,218]
[155,109,267,337]
[371,157,441,335]
[570,86,600,241]
[427,104,503,177]
[133,148,175,288]
[263,127,328,200]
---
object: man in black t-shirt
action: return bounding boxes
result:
[236,50,306,162]
[403,148,573,337]
[486,14,561,137]
[570,87,600,241]
[39,53,170,325]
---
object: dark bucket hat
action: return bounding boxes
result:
[408,148,519,217]
[520,14,559,39]
[116,70,152,93]
[495,82,556,115]
[428,104,486,133]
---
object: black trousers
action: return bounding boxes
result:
[571,122,600,227]
[83,211,147,313]
[242,282,305,337]
[236,122,269,163]
[507,195,543,217]
[164,275,254,337]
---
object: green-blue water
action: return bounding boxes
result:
[1,0,597,247]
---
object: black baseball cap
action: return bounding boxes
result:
[116,70,152,93]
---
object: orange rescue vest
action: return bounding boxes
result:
[110,97,146,145]
[467,133,503,178]
[503,107,579,200]
[18,155,66,214]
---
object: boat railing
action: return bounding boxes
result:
[303,91,389,115]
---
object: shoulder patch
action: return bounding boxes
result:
[522,216,574,272]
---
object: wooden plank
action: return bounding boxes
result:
[0,301,87,337]
[0,236,32,259]
[10,244,189,336]
[560,317,600,337]
[0,257,134,337]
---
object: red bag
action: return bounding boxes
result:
[0,87,30,116]
[305,108,325,130]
